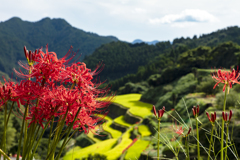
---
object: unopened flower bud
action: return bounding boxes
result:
[187,127,191,136]
[197,105,199,114]
[29,50,32,61]
[192,107,196,116]
[206,112,211,121]
[229,110,233,121]
[158,106,165,118]
[158,110,161,118]
[222,111,226,121]
[152,105,157,117]
[211,114,215,122]
[24,46,29,59]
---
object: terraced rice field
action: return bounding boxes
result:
[63,93,154,160]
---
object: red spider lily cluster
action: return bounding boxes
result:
[222,110,232,122]
[206,112,217,123]
[0,45,113,133]
[192,105,199,117]
[152,105,165,119]
[212,67,240,93]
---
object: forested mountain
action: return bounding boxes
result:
[83,41,171,81]
[109,41,240,91]
[83,26,240,82]
[0,17,118,78]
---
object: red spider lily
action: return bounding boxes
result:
[15,45,75,85]
[206,111,217,123]
[12,45,113,133]
[212,67,240,93]
[192,105,200,117]
[152,106,165,119]
[172,122,191,137]
[172,122,185,136]
[222,110,233,122]
[0,79,19,107]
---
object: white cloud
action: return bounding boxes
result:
[149,9,219,26]
[132,8,146,14]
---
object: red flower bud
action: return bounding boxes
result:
[207,112,217,123]
[24,46,29,59]
[192,107,196,116]
[211,113,215,122]
[153,105,157,117]
[222,111,226,121]
[162,106,165,111]
[29,50,32,61]
[229,110,232,121]
[157,106,165,118]
[197,105,199,114]
[158,109,161,118]
[206,112,211,121]
[187,127,191,135]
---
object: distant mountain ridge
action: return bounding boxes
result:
[0,17,118,78]
[132,39,159,45]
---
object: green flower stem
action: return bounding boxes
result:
[196,117,200,160]
[55,128,78,160]
[46,108,69,160]
[62,129,78,148]
[47,119,62,160]
[208,124,215,160]
[47,118,54,155]
[221,87,227,160]
[55,107,82,160]
[29,120,51,160]
[22,103,29,160]
[25,124,40,160]
[225,124,229,160]
[16,105,28,160]
[59,124,71,140]
[157,119,161,160]
[3,103,8,160]
[175,155,179,160]
[0,148,10,160]
[185,136,190,160]
[6,101,15,126]
[22,122,33,160]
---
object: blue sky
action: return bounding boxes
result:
[0,0,240,42]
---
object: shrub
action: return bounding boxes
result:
[196,76,221,95]
[215,91,240,109]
